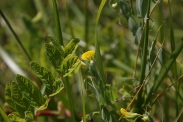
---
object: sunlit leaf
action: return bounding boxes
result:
[46,35,64,54]
[16,74,46,107]
[25,111,34,122]
[37,97,49,110]
[64,38,80,58]
[49,79,64,97]
[5,83,16,111]
[5,82,33,118]
[30,61,55,92]
[45,43,63,72]
[61,56,81,77]
[8,114,26,122]
[30,61,64,97]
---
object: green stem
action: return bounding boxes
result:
[168,0,179,118]
[66,2,75,38]
[84,0,89,44]
[139,0,151,85]
[52,0,64,46]
[80,73,86,122]
[146,37,183,104]
[64,77,76,122]
[0,9,32,61]
[135,0,151,113]
[0,106,11,122]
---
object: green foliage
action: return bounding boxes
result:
[61,56,80,77]
[136,0,148,18]
[8,114,26,122]
[64,38,80,58]
[5,81,33,117]
[1,0,183,122]
[30,61,64,96]
[16,75,46,108]
[45,43,63,72]
[4,36,80,121]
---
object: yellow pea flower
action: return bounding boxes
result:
[81,50,95,61]
[120,108,128,117]
[120,108,140,119]
[120,108,151,122]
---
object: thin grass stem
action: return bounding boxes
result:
[0,9,32,61]
[146,37,183,104]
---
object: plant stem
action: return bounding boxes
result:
[136,0,151,113]
[0,9,32,61]
[52,0,64,46]
[80,73,86,122]
[168,0,179,119]
[146,37,183,104]
[139,0,151,86]
[66,2,75,38]
[84,0,89,44]
[0,107,11,122]
[64,77,76,122]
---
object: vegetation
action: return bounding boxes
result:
[0,0,183,122]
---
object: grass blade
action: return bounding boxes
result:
[52,0,64,46]
[146,37,183,104]
[95,0,107,82]
[0,107,11,122]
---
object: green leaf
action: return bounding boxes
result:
[8,114,26,122]
[5,83,16,111]
[64,38,80,58]
[101,107,113,122]
[96,0,107,25]
[30,61,64,97]
[49,79,64,97]
[95,0,107,83]
[25,111,34,122]
[46,35,64,54]
[128,17,138,35]
[52,0,63,46]
[136,0,148,18]
[30,61,55,91]
[148,39,156,67]
[45,43,63,72]
[16,74,46,107]
[10,82,27,108]
[146,38,183,104]
[135,26,143,45]
[61,56,80,77]
[118,1,132,19]
[5,82,33,118]
[37,97,49,110]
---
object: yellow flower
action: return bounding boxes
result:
[120,108,127,117]
[120,108,140,119]
[81,50,95,61]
